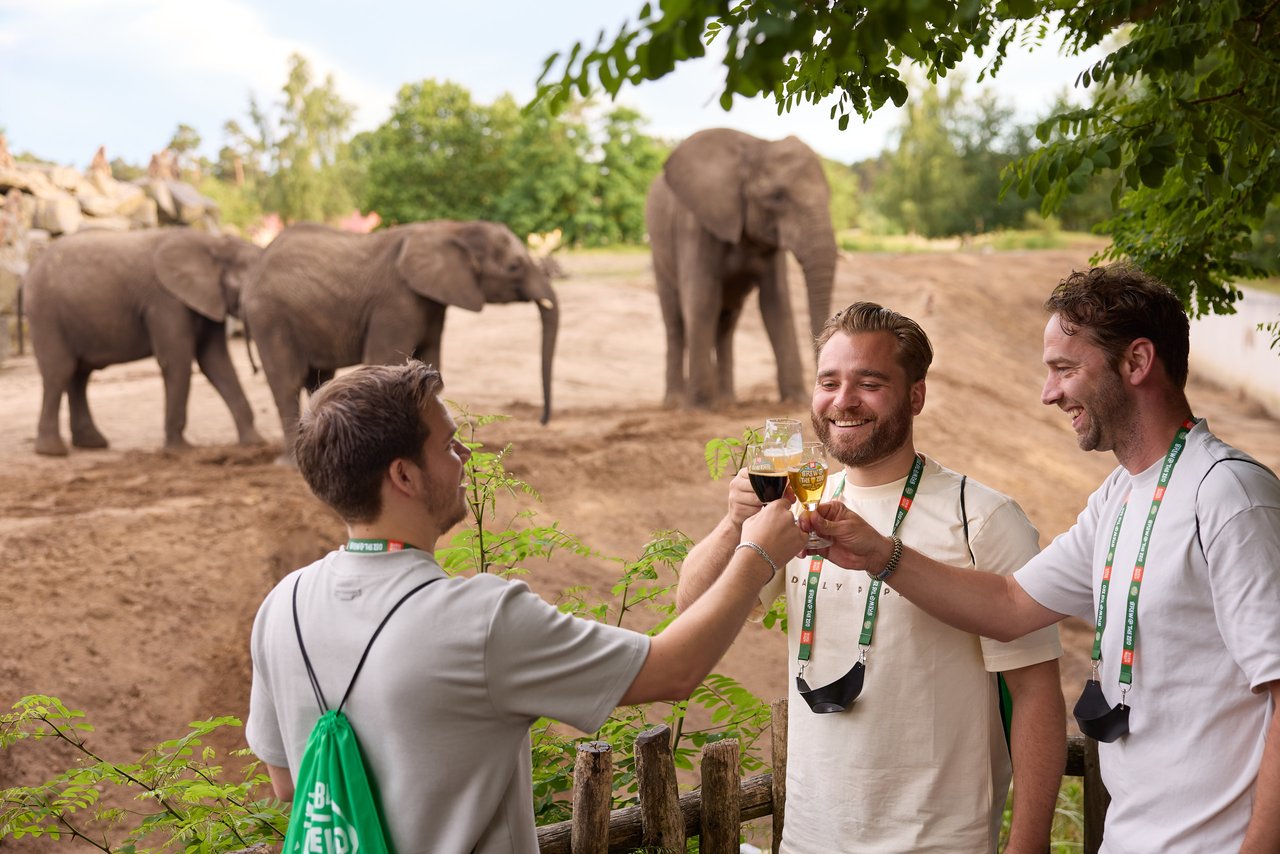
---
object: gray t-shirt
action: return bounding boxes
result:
[247,548,650,853]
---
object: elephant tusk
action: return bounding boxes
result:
[536,298,555,311]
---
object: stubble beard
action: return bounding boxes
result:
[812,395,914,469]
[1076,367,1129,453]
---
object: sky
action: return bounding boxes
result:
[0,0,1111,171]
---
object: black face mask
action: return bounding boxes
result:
[1073,679,1130,742]
[797,660,865,714]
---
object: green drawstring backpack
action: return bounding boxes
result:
[283,574,441,854]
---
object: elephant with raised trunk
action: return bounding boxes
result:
[647,128,838,408]
[242,220,558,457]
[23,228,265,456]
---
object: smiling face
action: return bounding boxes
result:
[811,331,923,475]
[1041,314,1132,454]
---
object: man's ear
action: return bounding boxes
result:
[1122,338,1157,386]
[910,379,926,416]
[386,457,421,498]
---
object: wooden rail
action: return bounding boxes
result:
[538,698,1111,853]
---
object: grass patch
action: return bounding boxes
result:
[838,229,1107,254]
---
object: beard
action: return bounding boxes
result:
[1075,367,1130,453]
[812,392,914,468]
[424,476,468,532]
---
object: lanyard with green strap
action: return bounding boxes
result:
[797,454,924,669]
[1088,419,1196,696]
[344,538,421,553]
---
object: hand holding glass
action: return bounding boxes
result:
[789,442,832,551]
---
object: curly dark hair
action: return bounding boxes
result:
[295,361,444,523]
[1045,264,1190,388]
[815,301,934,383]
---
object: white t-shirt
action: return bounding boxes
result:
[1016,420,1280,853]
[247,548,649,854]
[760,456,1062,853]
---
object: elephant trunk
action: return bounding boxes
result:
[791,217,838,340]
[533,289,559,424]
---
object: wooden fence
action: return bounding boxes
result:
[537,697,1110,853]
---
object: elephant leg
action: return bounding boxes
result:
[149,318,198,450]
[32,332,73,455]
[195,322,263,446]
[67,367,109,449]
[715,283,751,405]
[678,248,724,409]
[414,303,446,371]
[758,253,808,404]
[654,266,685,408]
[253,328,307,464]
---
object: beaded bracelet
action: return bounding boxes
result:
[871,535,903,582]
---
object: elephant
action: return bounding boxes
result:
[646,128,838,408]
[240,219,558,457]
[23,227,265,456]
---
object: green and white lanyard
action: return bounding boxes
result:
[797,454,924,671]
[344,538,420,553]
[1089,419,1196,695]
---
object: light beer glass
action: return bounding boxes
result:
[789,442,832,551]
[762,418,803,471]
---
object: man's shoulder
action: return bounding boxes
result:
[921,456,1021,511]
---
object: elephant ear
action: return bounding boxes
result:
[395,229,486,312]
[154,231,227,321]
[663,128,752,243]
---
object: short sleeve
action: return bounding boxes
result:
[1200,466,1280,692]
[246,593,289,768]
[482,582,650,733]
[1014,473,1119,623]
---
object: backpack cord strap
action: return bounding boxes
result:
[960,475,975,566]
[1195,456,1276,558]
[336,578,442,714]
[292,576,330,714]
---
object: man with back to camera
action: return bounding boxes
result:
[805,266,1280,852]
[678,302,1066,853]
[245,360,806,852]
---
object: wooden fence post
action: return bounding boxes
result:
[1082,737,1110,854]
[700,739,741,854]
[571,740,612,854]
[635,725,684,851]
[771,697,788,853]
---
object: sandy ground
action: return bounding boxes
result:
[2,244,1278,842]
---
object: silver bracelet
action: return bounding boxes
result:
[871,535,903,582]
[735,541,779,582]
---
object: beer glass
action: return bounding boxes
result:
[789,442,832,550]
[746,442,789,503]
[762,418,803,471]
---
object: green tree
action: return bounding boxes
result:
[596,106,669,244]
[362,79,517,225]
[492,98,601,244]
[227,53,359,223]
[539,0,1280,333]
[166,123,202,177]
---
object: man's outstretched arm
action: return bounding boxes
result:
[676,469,773,612]
[807,500,1065,641]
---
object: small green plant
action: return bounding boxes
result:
[0,695,286,852]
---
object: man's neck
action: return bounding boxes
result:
[841,443,920,488]
[1114,395,1195,474]
[347,515,440,552]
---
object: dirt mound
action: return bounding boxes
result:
[2,245,1277,837]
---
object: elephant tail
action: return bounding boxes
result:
[242,317,259,375]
